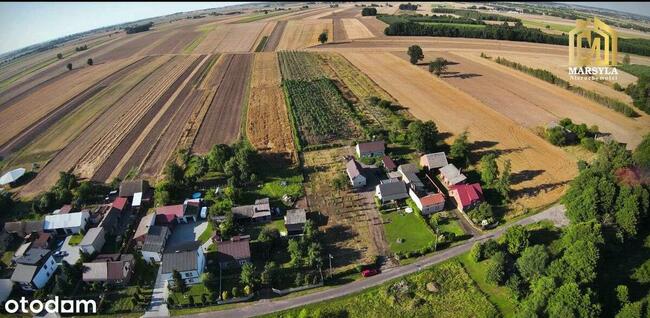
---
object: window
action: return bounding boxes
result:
[43,264,47,270]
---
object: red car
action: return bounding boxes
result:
[361,269,379,277]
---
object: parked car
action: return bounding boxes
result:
[361,269,379,277]
[53,251,68,257]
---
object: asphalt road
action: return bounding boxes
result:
[179,204,567,318]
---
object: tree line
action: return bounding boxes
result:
[431,8,521,22]
[125,22,153,34]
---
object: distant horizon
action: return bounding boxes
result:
[0,2,247,55]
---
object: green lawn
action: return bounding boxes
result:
[458,253,518,317]
[619,64,650,79]
[68,233,84,246]
[382,211,435,254]
[521,19,573,33]
[198,222,214,244]
[261,259,499,318]
[1,251,13,267]
[438,217,465,237]
[170,283,212,306]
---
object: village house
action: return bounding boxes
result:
[43,211,89,235]
[82,254,134,285]
[345,159,366,188]
[231,198,271,222]
[356,140,385,157]
[375,180,409,203]
[155,202,199,225]
[450,183,484,212]
[381,155,397,172]
[10,248,57,291]
[133,213,155,246]
[284,209,307,236]
[398,164,425,191]
[409,189,446,215]
[161,241,205,286]
[420,152,449,170]
[439,163,467,187]
[141,226,170,263]
[79,227,105,255]
[214,235,251,269]
[3,220,44,239]
[119,180,151,201]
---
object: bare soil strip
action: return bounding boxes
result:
[263,21,287,52]
[91,56,204,182]
[344,52,577,212]
[193,54,253,153]
[341,18,374,40]
[332,19,349,43]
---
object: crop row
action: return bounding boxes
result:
[278,51,323,81]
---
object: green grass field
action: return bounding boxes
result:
[618,64,650,79]
[438,217,465,237]
[458,253,518,316]
[521,19,573,33]
[382,211,435,253]
[417,22,486,29]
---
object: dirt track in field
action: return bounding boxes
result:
[332,19,349,42]
[246,52,296,163]
[263,21,287,52]
[345,52,577,211]
[193,54,253,153]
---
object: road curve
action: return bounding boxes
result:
[179,204,567,318]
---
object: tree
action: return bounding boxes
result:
[288,239,302,267]
[75,181,94,204]
[633,133,650,168]
[616,285,630,306]
[449,130,470,166]
[623,54,631,65]
[57,53,63,59]
[546,283,601,317]
[479,154,499,186]
[219,212,235,237]
[496,159,512,201]
[407,120,438,152]
[407,45,424,65]
[516,245,549,281]
[302,219,317,242]
[207,144,232,172]
[428,57,448,77]
[318,31,328,44]
[467,202,495,226]
[201,272,218,292]
[231,287,239,298]
[552,240,599,285]
[164,161,185,186]
[305,242,322,268]
[87,58,93,66]
[240,262,258,289]
[503,225,529,255]
[221,290,230,300]
[172,270,187,292]
[546,126,567,146]
[261,261,279,286]
[486,252,506,285]
[66,63,73,71]
[470,242,483,262]
[243,285,252,296]
[615,185,644,238]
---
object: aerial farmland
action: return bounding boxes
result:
[1,2,649,317]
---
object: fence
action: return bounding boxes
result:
[271,282,324,296]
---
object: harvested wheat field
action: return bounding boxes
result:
[263,21,287,52]
[357,16,388,37]
[246,52,296,162]
[3,56,169,169]
[276,19,333,50]
[345,52,577,212]
[0,58,136,148]
[20,56,189,196]
[193,23,267,53]
[193,54,253,153]
[332,19,349,42]
[397,51,649,148]
[341,18,374,40]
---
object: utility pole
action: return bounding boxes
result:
[328,253,333,278]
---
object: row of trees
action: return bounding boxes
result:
[361,7,377,16]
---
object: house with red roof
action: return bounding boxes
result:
[381,156,397,171]
[356,141,385,158]
[155,203,198,225]
[449,183,483,212]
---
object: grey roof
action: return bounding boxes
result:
[285,209,307,225]
[80,227,104,246]
[439,163,467,185]
[119,180,149,197]
[164,240,202,253]
[421,152,448,169]
[401,172,425,189]
[99,208,119,231]
[346,159,362,178]
[142,226,169,252]
[398,163,419,174]
[11,264,38,283]
[15,248,51,266]
[232,198,271,219]
[161,251,198,274]
[377,181,408,197]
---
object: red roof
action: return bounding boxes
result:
[155,204,184,224]
[382,156,397,171]
[451,183,483,208]
[112,197,128,211]
[59,205,72,214]
[357,141,385,154]
[32,233,51,249]
[420,193,445,206]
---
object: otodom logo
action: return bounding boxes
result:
[568,17,619,80]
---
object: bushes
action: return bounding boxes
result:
[361,7,377,16]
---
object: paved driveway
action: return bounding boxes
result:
[142,266,169,318]
[58,236,81,265]
[168,221,206,246]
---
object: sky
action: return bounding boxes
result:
[0,2,245,54]
[558,2,650,17]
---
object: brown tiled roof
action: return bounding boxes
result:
[119,180,150,197]
[357,141,385,154]
[216,236,251,263]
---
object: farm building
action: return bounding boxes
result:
[3,220,43,238]
[439,163,467,187]
[214,235,251,269]
[450,183,483,212]
[409,189,445,215]
[161,241,205,286]
[231,198,272,222]
[346,159,366,188]
[43,211,89,235]
[133,213,155,245]
[284,209,307,236]
[420,152,448,170]
[381,156,397,171]
[82,254,134,285]
[11,248,57,291]
[356,140,385,157]
[98,198,129,235]
[119,180,151,208]
[141,226,170,263]
[375,180,409,203]
[79,227,105,255]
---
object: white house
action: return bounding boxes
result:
[375,180,409,203]
[141,226,170,263]
[79,227,105,255]
[44,211,89,235]
[409,189,446,215]
[161,241,205,286]
[346,159,366,188]
[10,248,57,291]
[356,141,385,157]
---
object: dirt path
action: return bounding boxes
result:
[263,21,287,52]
